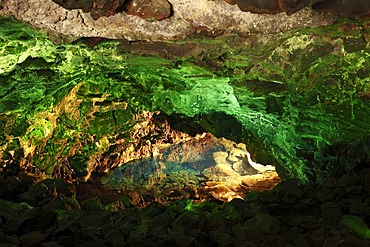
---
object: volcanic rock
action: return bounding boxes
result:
[224,0,370,17]
[312,0,370,17]
[91,0,126,20]
[125,0,172,21]
[224,0,323,15]
[20,231,45,247]
[52,0,126,20]
[52,0,95,12]
[321,202,342,225]
[0,0,338,41]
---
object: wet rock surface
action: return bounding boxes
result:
[1,169,370,246]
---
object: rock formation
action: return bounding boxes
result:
[1,1,370,246]
[0,0,337,42]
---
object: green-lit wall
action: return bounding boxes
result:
[1,17,370,182]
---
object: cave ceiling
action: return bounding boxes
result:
[50,0,370,20]
[1,0,369,42]
[0,0,344,42]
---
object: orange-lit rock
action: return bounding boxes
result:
[102,132,280,204]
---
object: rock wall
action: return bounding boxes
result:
[0,0,336,41]
[1,17,370,183]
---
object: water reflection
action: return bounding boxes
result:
[102,133,280,203]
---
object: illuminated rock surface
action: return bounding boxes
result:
[1,10,370,246]
[1,17,370,182]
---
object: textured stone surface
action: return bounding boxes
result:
[0,0,337,41]
[1,17,370,183]
[224,0,322,15]
[52,0,95,12]
[1,2,370,247]
[2,170,370,246]
[123,0,172,21]
[313,0,370,17]
[52,0,172,21]
[224,0,370,17]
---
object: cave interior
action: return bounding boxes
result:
[1,0,370,246]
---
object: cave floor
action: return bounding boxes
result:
[1,165,370,246]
